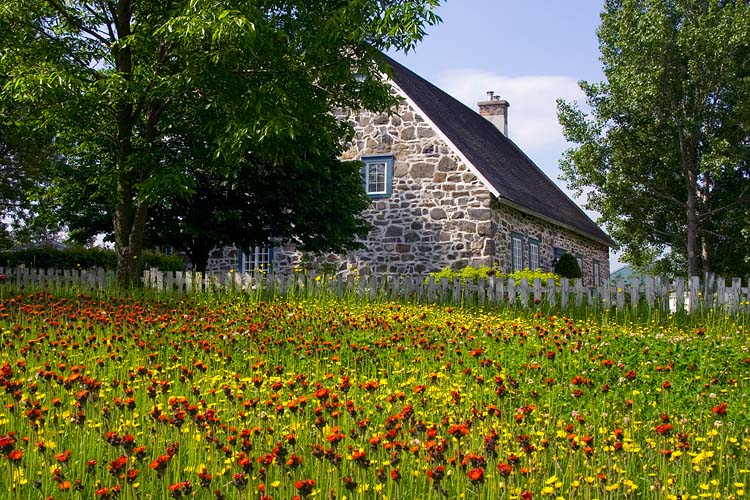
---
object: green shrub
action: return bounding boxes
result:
[555,252,582,279]
[0,246,183,272]
[428,265,498,284]
[428,265,560,285]
[507,268,560,286]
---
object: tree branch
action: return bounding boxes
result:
[47,0,111,45]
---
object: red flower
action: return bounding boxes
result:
[447,423,469,438]
[108,455,128,476]
[712,402,728,416]
[497,462,513,476]
[427,465,445,482]
[8,449,23,462]
[294,479,315,496]
[655,423,673,436]
[467,467,484,483]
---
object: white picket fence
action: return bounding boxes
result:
[1,266,749,315]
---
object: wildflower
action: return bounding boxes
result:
[294,479,315,497]
[712,402,728,416]
[467,467,484,483]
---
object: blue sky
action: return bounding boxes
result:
[389,1,625,270]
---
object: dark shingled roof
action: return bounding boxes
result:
[382,55,614,247]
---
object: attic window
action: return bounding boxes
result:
[362,155,393,198]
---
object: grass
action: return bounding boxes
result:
[0,285,748,499]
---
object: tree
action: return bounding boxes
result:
[557,0,750,277]
[555,253,582,279]
[0,1,442,286]
[0,96,60,247]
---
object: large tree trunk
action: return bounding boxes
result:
[699,171,712,275]
[686,167,699,277]
[680,128,700,277]
[111,0,147,288]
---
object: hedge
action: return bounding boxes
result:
[0,246,183,272]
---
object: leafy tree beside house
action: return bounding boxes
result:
[0,1,443,286]
[557,0,750,277]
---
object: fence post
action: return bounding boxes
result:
[576,278,591,307]
[730,277,742,314]
[545,278,556,307]
[560,279,569,308]
[507,279,516,306]
[688,276,700,313]
[616,278,625,311]
[673,277,684,313]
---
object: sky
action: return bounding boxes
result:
[388,1,625,270]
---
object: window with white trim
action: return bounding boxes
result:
[511,233,524,272]
[529,239,540,271]
[576,255,584,276]
[241,246,272,273]
[362,155,393,198]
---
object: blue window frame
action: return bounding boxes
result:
[528,238,540,271]
[511,232,524,272]
[362,155,393,198]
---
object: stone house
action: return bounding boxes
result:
[215,56,613,285]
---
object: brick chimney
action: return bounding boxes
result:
[478,91,509,136]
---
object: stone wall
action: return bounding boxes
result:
[273,99,497,275]
[205,246,238,272]
[491,200,610,285]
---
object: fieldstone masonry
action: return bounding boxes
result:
[267,95,610,284]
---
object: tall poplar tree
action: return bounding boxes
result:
[558,0,750,277]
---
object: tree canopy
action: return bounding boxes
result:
[557,0,750,277]
[0,0,442,285]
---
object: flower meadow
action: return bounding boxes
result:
[0,290,749,499]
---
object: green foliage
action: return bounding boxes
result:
[429,265,496,284]
[0,0,443,286]
[555,253,582,279]
[429,265,561,284]
[507,268,561,286]
[0,247,182,272]
[557,0,750,277]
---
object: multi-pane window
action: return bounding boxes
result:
[512,233,524,272]
[365,161,387,195]
[529,239,540,271]
[362,155,393,198]
[241,246,272,273]
[576,255,584,276]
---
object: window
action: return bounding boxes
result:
[593,260,601,286]
[528,239,540,271]
[362,155,393,198]
[576,255,584,276]
[240,246,273,273]
[511,233,524,272]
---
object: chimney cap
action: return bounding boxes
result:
[486,90,495,100]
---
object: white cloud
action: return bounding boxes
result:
[435,69,585,179]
